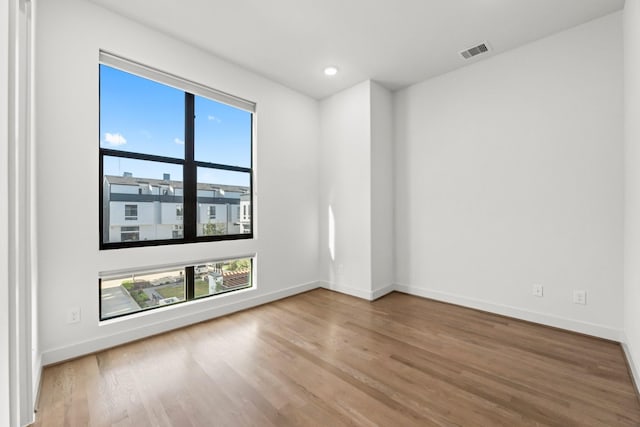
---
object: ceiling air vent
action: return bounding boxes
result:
[459,42,490,60]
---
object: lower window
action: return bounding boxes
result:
[99,256,253,320]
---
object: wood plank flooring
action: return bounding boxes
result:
[33,289,640,426]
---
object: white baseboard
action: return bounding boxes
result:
[371,283,395,300]
[621,333,640,398]
[319,281,371,300]
[41,281,321,366]
[395,284,622,341]
[319,281,394,301]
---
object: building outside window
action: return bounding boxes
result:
[208,205,216,219]
[240,194,251,234]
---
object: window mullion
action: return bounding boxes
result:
[185,266,195,301]
[183,93,196,243]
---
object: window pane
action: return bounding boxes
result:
[103,157,183,244]
[100,64,185,159]
[194,258,252,299]
[196,168,251,236]
[195,95,251,167]
[100,267,185,319]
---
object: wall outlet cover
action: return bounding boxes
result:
[67,307,81,324]
[532,284,544,297]
[573,290,587,305]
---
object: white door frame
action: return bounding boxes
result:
[4,0,37,425]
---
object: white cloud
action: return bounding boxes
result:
[207,115,221,123]
[174,137,184,145]
[104,132,127,146]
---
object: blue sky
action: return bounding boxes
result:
[100,65,251,186]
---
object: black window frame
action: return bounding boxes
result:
[98,54,254,250]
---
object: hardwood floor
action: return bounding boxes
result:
[33,289,640,426]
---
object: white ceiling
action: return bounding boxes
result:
[88,0,624,100]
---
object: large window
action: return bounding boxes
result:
[99,256,254,320]
[99,52,254,249]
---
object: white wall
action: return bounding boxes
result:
[319,81,372,298]
[319,80,395,300]
[624,0,640,389]
[36,0,320,364]
[370,82,394,296]
[394,12,624,340]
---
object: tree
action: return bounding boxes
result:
[202,222,226,236]
[226,258,250,271]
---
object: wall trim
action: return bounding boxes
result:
[41,281,321,366]
[319,281,394,301]
[395,284,622,341]
[622,333,640,401]
[319,281,372,300]
[319,282,621,341]
[371,283,395,300]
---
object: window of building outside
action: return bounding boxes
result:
[99,52,254,249]
[120,226,140,242]
[98,52,256,319]
[124,204,138,220]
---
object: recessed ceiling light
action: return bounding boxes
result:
[324,66,338,76]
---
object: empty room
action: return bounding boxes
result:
[3,0,640,425]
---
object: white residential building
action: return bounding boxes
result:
[103,173,250,243]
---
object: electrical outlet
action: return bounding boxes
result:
[67,307,81,324]
[532,284,544,297]
[573,290,587,305]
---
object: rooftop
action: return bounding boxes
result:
[104,174,249,193]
